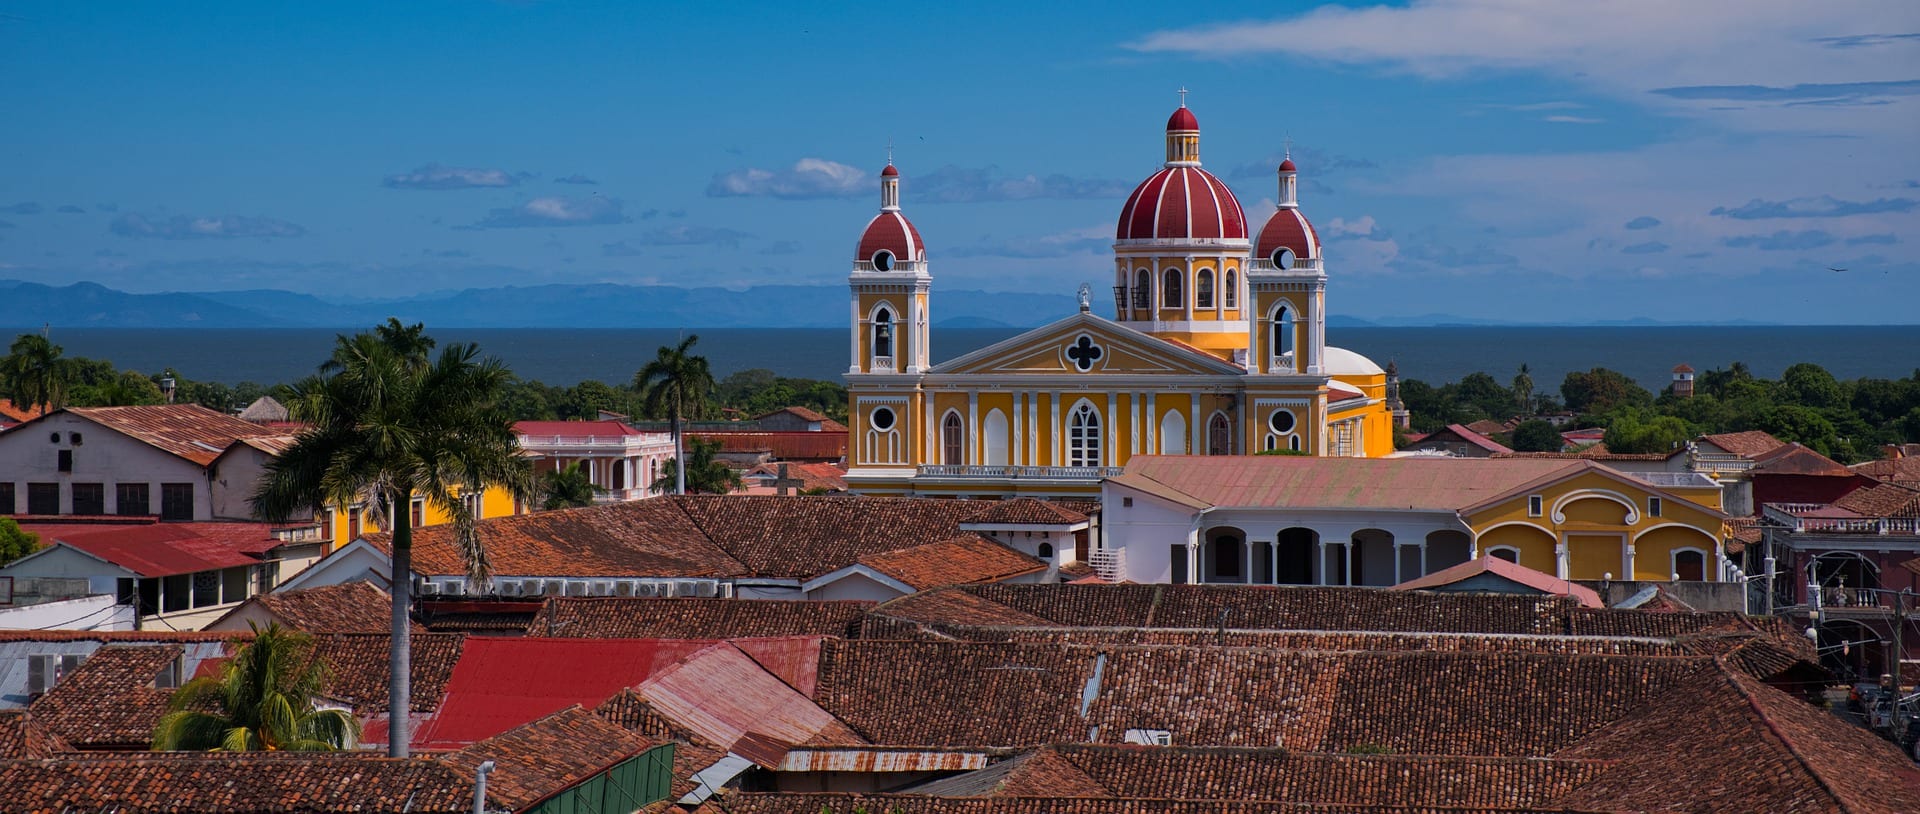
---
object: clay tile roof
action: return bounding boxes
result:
[1393,556,1603,608]
[233,582,421,634]
[1555,663,1920,813]
[962,498,1090,526]
[1750,442,1854,476]
[64,404,283,466]
[905,746,1111,797]
[312,632,465,713]
[671,495,1015,580]
[1698,429,1788,458]
[0,710,68,759]
[758,405,831,423]
[0,398,45,425]
[1851,456,1920,486]
[524,597,872,639]
[857,535,1046,590]
[438,705,659,811]
[366,498,750,579]
[513,419,646,438]
[0,753,474,813]
[1832,480,1920,518]
[690,430,848,460]
[1444,424,1515,455]
[29,644,182,749]
[744,461,849,492]
[1463,419,1509,438]
[595,689,733,801]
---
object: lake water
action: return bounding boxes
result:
[30,325,1920,390]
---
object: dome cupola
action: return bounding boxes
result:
[1254,155,1320,269]
[855,160,924,270]
[1115,95,1248,243]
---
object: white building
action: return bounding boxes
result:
[514,420,676,503]
[0,405,287,521]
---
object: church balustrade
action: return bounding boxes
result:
[917,464,1125,480]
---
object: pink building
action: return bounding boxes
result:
[513,420,675,503]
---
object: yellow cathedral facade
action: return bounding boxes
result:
[844,101,1400,498]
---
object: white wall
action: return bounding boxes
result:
[210,445,275,520]
[806,572,907,603]
[0,594,132,631]
[0,413,213,518]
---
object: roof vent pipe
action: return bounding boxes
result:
[472,760,496,814]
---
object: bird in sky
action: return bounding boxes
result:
[1828,267,1847,273]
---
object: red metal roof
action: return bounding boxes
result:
[1116,166,1247,241]
[1166,106,1198,131]
[634,640,859,766]
[1255,206,1321,261]
[32,522,280,577]
[513,420,646,438]
[855,211,924,263]
[410,637,723,749]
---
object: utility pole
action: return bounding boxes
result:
[1762,529,1775,616]
[1895,589,1910,743]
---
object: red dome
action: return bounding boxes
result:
[1278,158,1296,172]
[1116,167,1247,241]
[880,164,899,177]
[1167,106,1199,131]
[1255,207,1320,263]
[856,211,923,264]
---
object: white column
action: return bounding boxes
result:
[1106,391,1119,466]
[1013,392,1024,466]
[1625,544,1637,582]
[906,295,922,373]
[1242,538,1253,585]
[1146,393,1158,453]
[924,397,937,465]
[1345,542,1355,586]
[1131,394,1142,456]
[1556,540,1570,580]
[1393,543,1403,585]
[1050,393,1062,466]
[1028,391,1039,466]
[1317,540,1329,586]
[849,295,862,372]
[1189,393,1202,453]
[1419,542,1428,579]
[967,392,979,466]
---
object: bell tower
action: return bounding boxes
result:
[848,161,931,375]
[1249,156,1327,376]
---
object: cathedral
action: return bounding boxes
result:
[843,101,1400,498]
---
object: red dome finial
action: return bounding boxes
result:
[1167,106,1199,132]
[881,164,898,177]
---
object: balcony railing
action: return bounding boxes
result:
[853,259,926,273]
[1087,548,1126,582]
[917,465,1126,481]
[1763,502,1920,535]
[1690,452,1756,472]
[517,434,670,449]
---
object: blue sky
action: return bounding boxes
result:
[2,1,1916,323]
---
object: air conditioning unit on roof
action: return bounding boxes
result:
[614,581,636,597]
[693,581,717,598]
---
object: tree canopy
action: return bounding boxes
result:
[151,622,358,752]
[0,519,40,567]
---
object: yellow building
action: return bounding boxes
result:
[317,484,522,550]
[845,102,1399,498]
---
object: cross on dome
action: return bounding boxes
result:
[1177,86,1189,107]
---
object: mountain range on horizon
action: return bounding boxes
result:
[0,279,1802,330]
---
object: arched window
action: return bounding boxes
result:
[983,409,1009,466]
[942,411,965,465]
[1271,306,1295,360]
[1488,546,1521,564]
[1037,542,1055,560]
[1288,434,1302,451]
[872,308,894,359]
[1224,270,1238,308]
[1673,548,1707,581]
[1133,269,1151,309]
[1207,412,1232,455]
[1159,410,1187,455]
[1161,269,1183,308]
[1068,403,1102,467]
[1196,269,1215,308]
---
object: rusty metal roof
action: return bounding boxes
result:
[64,404,284,466]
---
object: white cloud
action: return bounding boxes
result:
[470,196,630,228]
[1543,115,1604,124]
[707,158,869,199]
[384,164,524,190]
[1129,1,1920,130]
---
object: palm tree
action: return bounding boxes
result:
[252,319,532,757]
[649,437,742,495]
[1,332,73,415]
[152,621,358,751]
[634,335,714,495]
[540,461,602,509]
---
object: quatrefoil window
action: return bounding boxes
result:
[1066,335,1104,372]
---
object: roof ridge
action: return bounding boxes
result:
[1716,659,1853,813]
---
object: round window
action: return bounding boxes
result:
[1269,409,1296,434]
[1271,247,1296,269]
[872,250,895,271]
[870,407,896,430]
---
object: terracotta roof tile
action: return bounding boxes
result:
[1750,442,1855,476]
[525,597,871,639]
[1554,663,1920,813]
[858,535,1046,590]
[1852,456,1920,486]
[690,430,848,460]
[0,710,67,759]
[716,792,1603,812]
[0,753,473,813]
[743,461,849,492]
[672,495,1019,580]
[311,632,464,713]
[224,582,418,634]
[1698,430,1788,458]
[595,689,733,802]
[1831,480,1920,518]
[0,398,46,425]
[28,645,181,749]
[366,498,749,579]
[962,499,1091,526]
[813,639,1702,753]
[438,705,659,810]
[62,404,283,466]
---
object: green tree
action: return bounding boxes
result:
[1509,419,1563,452]
[0,518,40,566]
[251,319,532,757]
[1561,367,1652,415]
[151,621,358,752]
[1602,409,1692,455]
[1511,364,1535,416]
[634,336,714,496]
[650,437,741,495]
[1759,404,1839,456]
[72,370,166,407]
[1455,372,1513,420]
[1779,363,1846,410]
[0,333,75,415]
[540,462,601,510]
